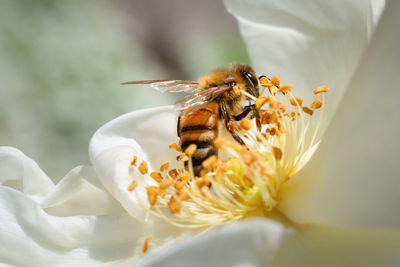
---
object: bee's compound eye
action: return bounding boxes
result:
[243,72,258,88]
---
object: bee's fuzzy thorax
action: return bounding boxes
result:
[197,64,255,90]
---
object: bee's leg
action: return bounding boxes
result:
[233,105,261,131]
[250,105,262,131]
[220,100,246,146]
[232,105,253,121]
[177,116,181,137]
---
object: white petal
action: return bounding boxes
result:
[270,223,400,267]
[136,218,291,267]
[279,1,400,229]
[225,0,385,130]
[40,165,126,216]
[0,149,146,265]
[89,106,178,221]
[0,146,54,201]
[0,186,144,266]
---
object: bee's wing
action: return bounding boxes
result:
[121,80,199,93]
[175,84,232,114]
[122,79,232,114]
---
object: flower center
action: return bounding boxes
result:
[128,75,329,230]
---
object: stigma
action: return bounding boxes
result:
[129,75,329,230]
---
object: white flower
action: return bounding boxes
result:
[89,0,400,265]
[1,0,400,266]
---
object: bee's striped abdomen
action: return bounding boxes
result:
[178,102,219,176]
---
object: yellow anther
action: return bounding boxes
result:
[271,112,280,124]
[272,146,282,161]
[146,186,160,206]
[271,75,280,87]
[279,83,293,93]
[268,86,277,96]
[178,153,189,162]
[269,99,283,109]
[240,118,253,130]
[310,95,323,109]
[184,144,197,157]
[168,169,178,179]
[179,169,190,182]
[259,76,270,85]
[142,237,151,253]
[168,196,181,214]
[215,163,227,180]
[150,171,163,183]
[261,110,272,124]
[127,180,138,192]
[302,106,314,115]
[195,177,211,188]
[233,85,241,96]
[177,188,190,201]
[130,155,137,166]
[169,143,182,152]
[174,180,184,191]
[202,155,218,169]
[290,96,304,107]
[213,138,226,149]
[138,160,148,175]
[255,96,270,110]
[159,177,174,190]
[160,161,170,172]
[314,85,330,95]
[266,126,277,136]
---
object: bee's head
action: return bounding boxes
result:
[236,65,260,99]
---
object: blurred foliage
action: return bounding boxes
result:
[0,0,249,179]
[180,35,250,79]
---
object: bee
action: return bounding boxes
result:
[122,64,261,176]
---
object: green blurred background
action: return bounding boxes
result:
[0,0,249,180]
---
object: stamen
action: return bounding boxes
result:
[271,146,282,161]
[130,155,138,166]
[150,172,163,183]
[160,161,170,172]
[240,118,253,130]
[255,96,270,110]
[142,237,151,253]
[138,160,148,175]
[146,186,159,206]
[184,144,197,157]
[168,196,182,214]
[302,106,314,115]
[127,180,138,191]
[168,169,178,179]
[202,155,218,169]
[213,138,226,148]
[278,84,293,94]
[159,177,174,190]
[270,75,280,87]
[169,143,182,152]
[310,94,323,109]
[290,96,303,107]
[259,76,270,85]
[314,85,330,94]
[178,153,189,162]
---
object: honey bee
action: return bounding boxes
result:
[122,64,261,176]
